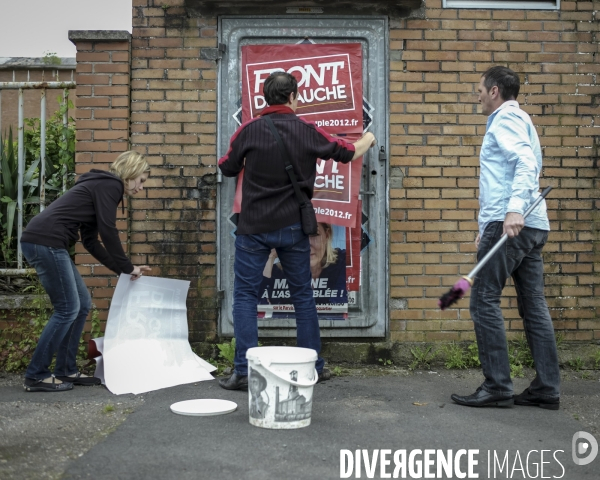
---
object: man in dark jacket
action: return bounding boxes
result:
[218,71,376,390]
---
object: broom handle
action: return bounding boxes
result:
[467,186,552,281]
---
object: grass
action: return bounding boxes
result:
[208,338,236,375]
[568,357,585,372]
[409,345,436,371]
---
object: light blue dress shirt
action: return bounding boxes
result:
[478,100,550,236]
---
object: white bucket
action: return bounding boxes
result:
[246,346,318,429]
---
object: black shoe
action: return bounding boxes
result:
[514,388,560,410]
[219,372,248,390]
[451,387,514,408]
[317,368,331,384]
[55,372,101,386]
[23,376,73,392]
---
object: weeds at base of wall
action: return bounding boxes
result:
[0,279,101,372]
[208,336,600,377]
[568,357,585,372]
[395,334,595,376]
[442,342,481,370]
[208,337,236,375]
[409,345,436,371]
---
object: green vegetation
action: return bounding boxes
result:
[0,276,101,372]
[0,128,40,266]
[409,345,436,371]
[0,100,76,270]
[209,338,236,375]
[568,357,584,372]
[442,342,481,369]
[42,51,61,66]
[507,335,535,378]
[510,363,525,378]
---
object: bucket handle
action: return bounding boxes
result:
[257,362,319,388]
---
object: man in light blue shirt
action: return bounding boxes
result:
[451,66,560,410]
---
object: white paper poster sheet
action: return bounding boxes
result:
[100,274,215,395]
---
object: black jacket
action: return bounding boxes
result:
[21,170,134,275]
[218,105,355,235]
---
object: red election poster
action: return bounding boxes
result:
[241,43,363,134]
[312,134,362,228]
[233,43,364,216]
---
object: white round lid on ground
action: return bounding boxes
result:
[170,399,237,416]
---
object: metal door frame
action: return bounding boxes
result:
[217,16,389,338]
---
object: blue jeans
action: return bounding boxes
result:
[232,223,324,376]
[21,242,92,380]
[470,223,560,398]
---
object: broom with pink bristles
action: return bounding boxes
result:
[438,186,552,310]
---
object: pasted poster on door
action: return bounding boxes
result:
[234,42,371,320]
[241,43,363,133]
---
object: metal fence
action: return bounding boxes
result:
[0,71,76,274]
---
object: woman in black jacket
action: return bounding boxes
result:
[20,151,151,392]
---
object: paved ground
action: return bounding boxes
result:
[0,367,598,480]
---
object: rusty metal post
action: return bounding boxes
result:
[17,88,24,269]
[63,88,68,193]
[40,89,47,211]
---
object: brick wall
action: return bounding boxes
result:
[73,0,599,344]
[389,0,599,342]
[69,31,132,327]
[130,0,219,342]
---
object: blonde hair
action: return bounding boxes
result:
[275,222,339,273]
[109,151,149,182]
[319,223,339,268]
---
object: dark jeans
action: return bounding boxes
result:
[470,222,560,399]
[232,222,324,376]
[21,242,92,380]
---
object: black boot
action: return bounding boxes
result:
[218,372,248,390]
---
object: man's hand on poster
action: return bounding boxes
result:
[367,133,377,148]
[263,249,278,278]
[351,132,377,160]
[130,265,151,281]
[503,212,525,238]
